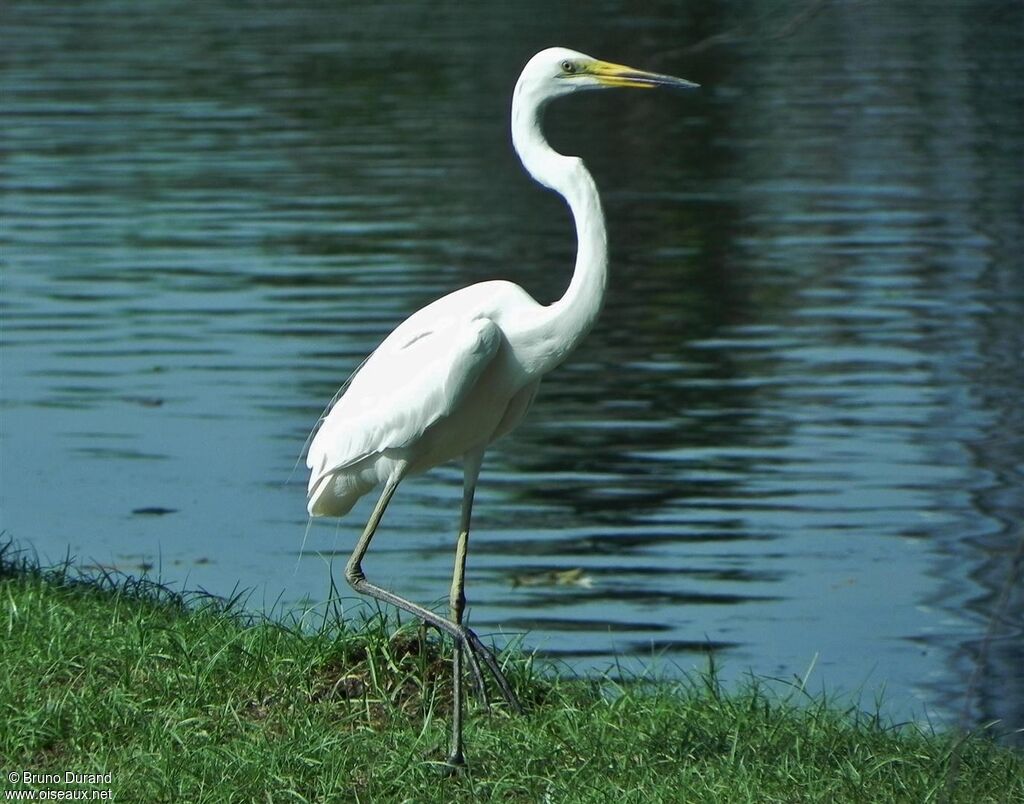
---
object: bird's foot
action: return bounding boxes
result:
[442,750,467,774]
[456,625,523,714]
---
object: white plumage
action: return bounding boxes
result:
[306,281,538,516]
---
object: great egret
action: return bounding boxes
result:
[306,47,698,766]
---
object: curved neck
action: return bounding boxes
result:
[511,82,608,373]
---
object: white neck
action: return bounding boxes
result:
[511,80,608,374]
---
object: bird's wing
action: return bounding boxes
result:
[306,312,503,492]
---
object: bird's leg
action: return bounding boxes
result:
[449,454,523,728]
[447,523,470,766]
[344,464,522,769]
[342,471,493,708]
[446,452,483,767]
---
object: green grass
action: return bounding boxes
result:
[1,546,1021,803]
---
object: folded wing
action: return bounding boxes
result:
[306,313,503,506]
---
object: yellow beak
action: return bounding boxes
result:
[590,59,699,91]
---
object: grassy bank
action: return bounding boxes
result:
[1,550,1021,803]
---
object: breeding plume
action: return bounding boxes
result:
[306,47,698,766]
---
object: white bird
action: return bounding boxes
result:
[306,46,698,766]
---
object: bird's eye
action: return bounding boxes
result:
[561,60,576,74]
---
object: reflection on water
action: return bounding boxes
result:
[3,2,1022,742]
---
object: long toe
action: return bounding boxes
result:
[461,627,523,714]
[458,637,490,707]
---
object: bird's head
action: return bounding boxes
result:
[519,47,699,101]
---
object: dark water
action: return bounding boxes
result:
[3,2,1022,742]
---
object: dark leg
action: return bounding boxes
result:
[447,525,470,765]
[345,470,485,696]
[446,452,480,766]
[343,464,522,769]
[447,451,525,765]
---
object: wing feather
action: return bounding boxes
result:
[306,314,502,495]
